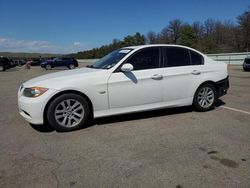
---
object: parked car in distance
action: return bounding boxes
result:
[243,57,250,71]
[40,57,78,70]
[9,59,16,68]
[30,58,43,66]
[14,60,26,66]
[0,57,12,71]
[18,44,229,132]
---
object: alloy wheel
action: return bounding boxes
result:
[54,99,85,128]
[69,64,75,69]
[197,86,215,108]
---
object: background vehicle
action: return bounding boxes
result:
[9,59,16,68]
[0,57,12,71]
[18,45,229,132]
[14,60,26,66]
[40,57,78,70]
[30,58,43,66]
[243,57,250,71]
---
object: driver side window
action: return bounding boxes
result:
[125,48,160,71]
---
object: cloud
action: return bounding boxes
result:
[0,38,8,43]
[0,37,88,54]
[73,42,81,46]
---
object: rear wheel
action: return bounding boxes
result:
[47,93,90,132]
[68,64,75,69]
[0,65,5,71]
[193,84,217,111]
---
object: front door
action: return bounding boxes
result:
[108,47,163,108]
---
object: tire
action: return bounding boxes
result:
[193,83,217,112]
[0,65,5,72]
[45,64,52,70]
[243,67,249,71]
[68,64,75,69]
[47,93,90,132]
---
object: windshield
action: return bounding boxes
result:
[54,58,61,61]
[89,48,133,69]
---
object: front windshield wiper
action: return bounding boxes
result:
[86,64,109,69]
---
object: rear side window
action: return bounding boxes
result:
[125,48,160,70]
[190,50,204,65]
[164,47,190,67]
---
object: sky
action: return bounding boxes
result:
[0,0,249,54]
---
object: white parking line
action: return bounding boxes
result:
[220,106,250,115]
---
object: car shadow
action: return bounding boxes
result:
[93,106,194,126]
[214,99,226,107]
[29,106,194,133]
[29,100,227,133]
[30,122,55,133]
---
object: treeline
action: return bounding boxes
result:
[0,52,62,59]
[74,33,145,59]
[74,7,250,59]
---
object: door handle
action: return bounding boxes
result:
[191,70,201,75]
[151,74,163,80]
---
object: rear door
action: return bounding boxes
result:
[54,58,63,67]
[162,47,204,103]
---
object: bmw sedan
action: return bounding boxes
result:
[18,45,229,132]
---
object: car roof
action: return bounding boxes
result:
[127,44,193,49]
[125,44,203,55]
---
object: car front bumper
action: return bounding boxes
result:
[243,63,250,69]
[18,88,58,125]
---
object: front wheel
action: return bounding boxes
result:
[0,65,5,71]
[193,84,217,111]
[47,93,90,132]
[68,64,75,69]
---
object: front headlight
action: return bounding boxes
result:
[23,87,48,98]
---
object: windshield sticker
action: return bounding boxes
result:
[119,49,131,54]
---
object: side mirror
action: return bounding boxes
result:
[121,63,134,72]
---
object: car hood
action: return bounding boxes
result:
[23,67,106,88]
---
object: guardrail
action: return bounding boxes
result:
[77,59,99,64]
[207,52,250,65]
[77,52,250,65]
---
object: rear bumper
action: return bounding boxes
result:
[216,76,229,97]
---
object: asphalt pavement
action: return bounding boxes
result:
[0,65,249,188]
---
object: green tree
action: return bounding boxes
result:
[237,7,250,51]
[178,25,198,48]
[123,32,145,46]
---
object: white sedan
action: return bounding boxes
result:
[18,45,229,131]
